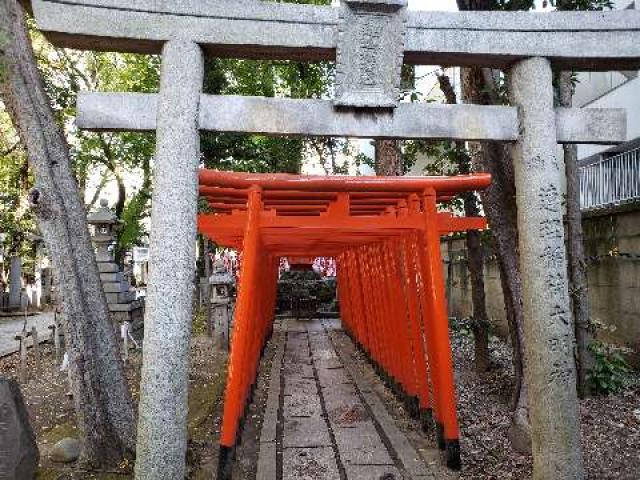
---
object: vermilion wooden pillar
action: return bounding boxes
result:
[402,232,433,429]
[218,188,263,477]
[420,189,461,470]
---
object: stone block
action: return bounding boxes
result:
[110,311,131,323]
[0,378,39,479]
[79,91,626,145]
[97,262,119,273]
[106,292,134,304]
[105,293,119,304]
[100,272,123,283]
[33,0,640,70]
[108,303,133,313]
[118,291,136,303]
[103,281,126,293]
[96,252,115,263]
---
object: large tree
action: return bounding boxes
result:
[0,0,136,468]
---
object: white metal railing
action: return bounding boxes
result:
[579,147,640,210]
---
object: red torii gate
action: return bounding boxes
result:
[197,170,491,475]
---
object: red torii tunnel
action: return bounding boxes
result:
[197,170,491,475]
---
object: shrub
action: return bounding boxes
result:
[587,340,632,395]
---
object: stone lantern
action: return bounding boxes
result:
[87,199,144,328]
[87,199,119,263]
[209,259,235,351]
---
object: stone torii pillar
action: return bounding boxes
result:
[133,41,204,480]
[509,58,583,479]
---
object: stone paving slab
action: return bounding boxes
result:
[259,329,285,446]
[317,366,351,387]
[345,464,402,480]
[283,378,316,396]
[329,327,435,480]
[333,423,394,466]
[256,441,277,480]
[284,391,322,418]
[283,413,331,448]
[282,361,314,379]
[283,447,340,480]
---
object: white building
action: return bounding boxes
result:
[576,1,640,210]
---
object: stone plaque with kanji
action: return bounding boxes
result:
[335,0,408,109]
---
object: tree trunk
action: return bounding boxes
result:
[436,72,491,373]
[464,201,491,373]
[0,0,136,468]
[461,66,531,453]
[559,71,594,398]
[375,139,403,176]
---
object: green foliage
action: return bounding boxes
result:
[277,270,336,310]
[200,0,345,175]
[200,56,334,174]
[587,340,631,395]
[0,111,35,265]
[546,0,614,10]
[449,316,474,338]
[117,189,151,253]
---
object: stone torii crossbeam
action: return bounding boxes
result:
[29,1,640,479]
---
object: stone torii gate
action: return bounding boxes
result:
[30,1,640,479]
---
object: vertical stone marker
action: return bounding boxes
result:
[0,378,39,479]
[509,57,584,480]
[8,256,22,309]
[134,40,204,480]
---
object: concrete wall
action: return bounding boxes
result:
[443,207,640,362]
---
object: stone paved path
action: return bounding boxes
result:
[0,312,55,357]
[257,318,437,480]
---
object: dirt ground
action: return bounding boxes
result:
[0,329,229,479]
[1,317,638,479]
[452,332,640,480]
